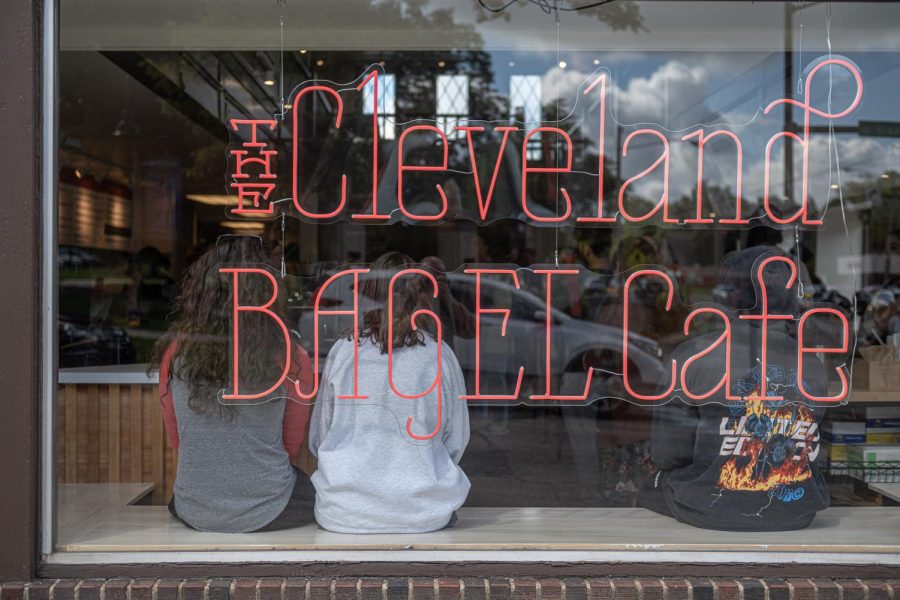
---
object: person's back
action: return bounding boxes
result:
[309,335,470,533]
[169,373,299,532]
[153,235,316,533]
[646,321,830,531]
[641,246,834,531]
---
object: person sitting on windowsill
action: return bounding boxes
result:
[638,246,831,531]
[309,251,470,534]
[151,235,316,533]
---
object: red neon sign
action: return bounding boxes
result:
[219,257,852,438]
[225,58,863,227]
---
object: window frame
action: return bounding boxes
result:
[30,0,900,576]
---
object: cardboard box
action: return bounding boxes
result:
[852,360,900,392]
[866,406,900,428]
[822,421,866,444]
[866,429,900,444]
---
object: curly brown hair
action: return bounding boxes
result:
[150,235,289,417]
[357,251,437,354]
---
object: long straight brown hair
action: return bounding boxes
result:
[357,251,437,354]
[150,235,289,417]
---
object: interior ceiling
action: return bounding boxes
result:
[61,0,900,52]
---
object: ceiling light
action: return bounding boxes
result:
[220,220,266,231]
[830,183,840,190]
[299,49,307,54]
[508,61,515,68]
[438,60,446,68]
[283,103,293,110]
[316,59,325,67]
[263,70,276,86]
[558,61,567,69]
[74,169,83,179]
[187,194,232,206]
[593,59,600,65]
[882,173,891,179]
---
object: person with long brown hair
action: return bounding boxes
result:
[151,235,316,532]
[309,251,470,533]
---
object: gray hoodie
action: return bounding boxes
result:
[309,336,470,533]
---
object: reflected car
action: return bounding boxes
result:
[294,271,666,398]
[58,315,135,368]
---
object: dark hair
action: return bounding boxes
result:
[357,251,436,354]
[719,246,799,316]
[150,235,288,417]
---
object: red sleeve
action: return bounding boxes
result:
[159,342,180,451]
[282,344,314,460]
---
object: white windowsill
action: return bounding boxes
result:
[49,500,900,565]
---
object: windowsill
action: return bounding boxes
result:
[51,486,900,564]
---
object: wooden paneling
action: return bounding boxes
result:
[57,383,173,505]
[57,384,316,505]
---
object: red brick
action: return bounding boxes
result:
[359,578,383,600]
[611,579,638,600]
[0,583,25,600]
[811,579,840,600]
[786,579,816,600]
[637,579,664,600]
[76,580,104,600]
[126,580,155,600]
[310,578,334,600]
[25,581,55,600]
[489,578,511,600]
[182,580,207,600]
[563,579,587,600]
[714,580,741,600]
[664,579,689,600]
[259,578,284,600]
[740,579,764,600]
[52,580,79,600]
[886,581,900,599]
[765,580,791,600]
[436,578,460,600]
[586,579,613,600]
[837,579,867,600]
[539,580,563,600]
[155,579,182,600]
[335,579,358,600]
[867,581,892,600]
[386,578,408,600]
[513,579,536,600]
[462,578,486,600]
[233,578,258,600]
[283,579,308,600]
[411,578,434,600]
[208,579,234,600]
[688,579,715,600]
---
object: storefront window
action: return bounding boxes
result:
[51,0,900,560]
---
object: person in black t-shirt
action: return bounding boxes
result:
[638,246,832,531]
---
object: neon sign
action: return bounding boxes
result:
[226,58,863,227]
[218,57,860,438]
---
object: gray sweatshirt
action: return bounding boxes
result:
[309,336,470,533]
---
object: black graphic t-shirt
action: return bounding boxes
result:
[644,321,830,531]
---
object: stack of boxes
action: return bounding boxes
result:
[821,421,866,473]
[846,407,900,483]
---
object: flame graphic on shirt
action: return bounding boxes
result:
[716,390,815,492]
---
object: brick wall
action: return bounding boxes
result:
[1,578,898,600]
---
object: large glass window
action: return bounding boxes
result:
[51,0,900,561]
